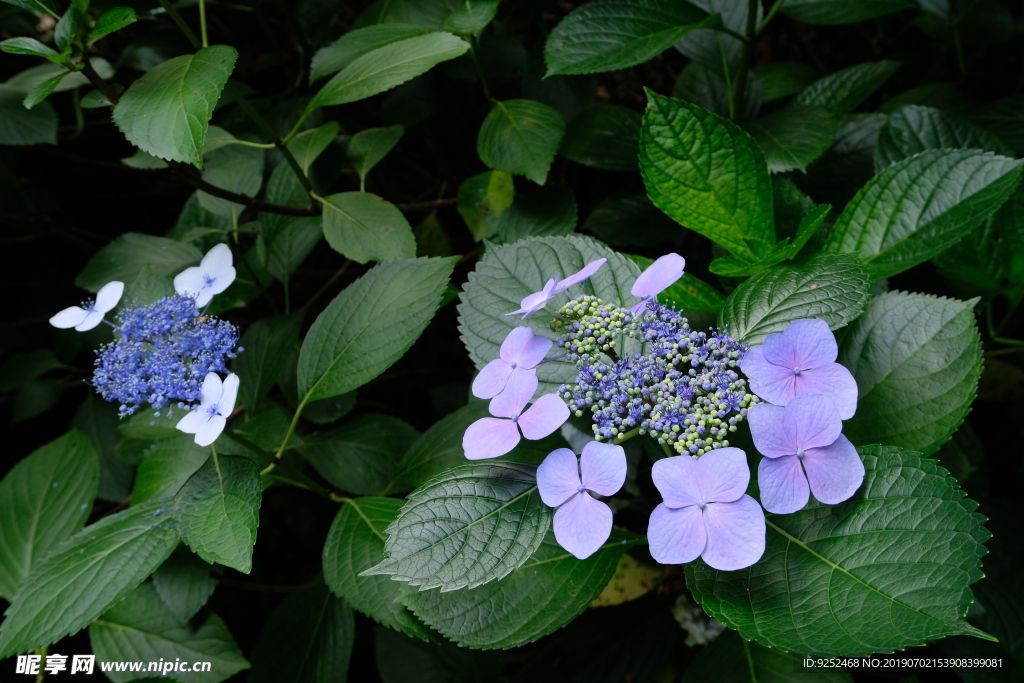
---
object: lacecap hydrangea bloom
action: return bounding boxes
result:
[176,371,241,447]
[463,372,569,459]
[49,280,124,332]
[174,243,237,308]
[472,326,552,400]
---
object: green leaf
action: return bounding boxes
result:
[72,395,134,502]
[54,5,85,53]
[76,232,202,293]
[544,0,717,76]
[582,191,681,248]
[688,446,992,656]
[219,407,293,463]
[838,291,982,456]
[0,85,57,145]
[781,0,914,25]
[89,583,249,683]
[310,24,435,84]
[173,453,262,573]
[823,149,1024,280]
[442,1,498,35]
[132,435,211,505]
[233,314,303,412]
[197,136,265,220]
[560,104,641,172]
[5,58,114,93]
[743,105,838,174]
[113,45,238,169]
[625,254,725,314]
[125,264,176,305]
[89,7,136,45]
[640,90,774,261]
[321,191,416,263]
[0,499,179,658]
[793,60,901,116]
[22,72,66,109]
[298,257,454,403]
[457,170,514,241]
[152,549,218,623]
[681,630,854,683]
[490,185,577,244]
[477,99,565,185]
[250,585,353,683]
[121,148,167,169]
[0,37,59,58]
[875,105,1015,172]
[287,120,341,174]
[300,414,419,496]
[0,0,57,16]
[672,60,761,122]
[309,32,468,109]
[719,254,871,345]
[0,431,98,599]
[118,407,181,440]
[675,0,757,76]
[457,234,641,394]
[363,462,552,591]
[347,124,404,186]
[323,498,435,640]
[753,61,821,102]
[0,349,60,392]
[11,379,62,424]
[402,533,636,649]
[267,216,323,281]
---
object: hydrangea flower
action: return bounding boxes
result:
[176,372,240,446]
[647,447,765,570]
[463,372,570,459]
[630,253,685,314]
[537,442,626,559]
[506,258,607,319]
[472,327,553,399]
[49,281,124,332]
[174,243,236,308]
[738,318,858,419]
[748,394,864,514]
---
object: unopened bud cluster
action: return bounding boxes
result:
[556,298,756,455]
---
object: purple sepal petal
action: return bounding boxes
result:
[647,503,705,565]
[518,393,570,440]
[537,448,581,507]
[506,278,558,319]
[747,404,791,458]
[580,441,626,497]
[799,363,859,420]
[631,253,685,299]
[489,372,538,418]
[783,394,842,451]
[803,434,864,505]
[696,447,751,504]
[628,298,651,316]
[463,418,521,460]
[651,453,700,508]
[739,346,799,406]
[757,455,809,514]
[472,359,515,399]
[763,319,837,369]
[553,492,613,560]
[701,495,766,571]
[555,258,607,293]
[501,326,553,369]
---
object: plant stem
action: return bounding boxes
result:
[198,0,209,48]
[614,427,640,444]
[732,0,758,120]
[469,36,492,100]
[157,0,202,49]
[720,41,736,121]
[225,139,277,149]
[756,0,785,35]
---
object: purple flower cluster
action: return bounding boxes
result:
[92,295,241,416]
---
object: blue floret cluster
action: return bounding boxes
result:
[91,295,241,416]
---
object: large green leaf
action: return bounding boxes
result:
[300,414,419,496]
[688,446,992,656]
[743,105,838,174]
[681,630,853,683]
[131,434,210,505]
[173,453,261,573]
[560,104,641,172]
[823,149,1023,280]
[152,549,218,623]
[0,85,57,145]
[232,314,303,413]
[838,291,982,456]
[321,191,417,263]
[309,32,468,109]
[249,585,353,683]
[719,254,870,345]
[89,583,248,683]
[402,533,636,649]
[0,499,179,657]
[793,61,901,116]
[477,99,565,185]
[362,462,552,591]
[457,234,641,395]
[625,254,725,314]
[490,185,577,244]
[0,431,98,599]
[88,7,137,45]
[72,395,133,502]
[323,497,435,640]
[76,232,202,293]
[544,0,716,76]
[442,1,498,34]
[267,217,322,282]
[640,91,774,261]
[298,257,454,404]
[310,24,435,84]
[781,0,913,24]
[5,58,114,94]
[113,45,237,169]
[875,105,1015,172]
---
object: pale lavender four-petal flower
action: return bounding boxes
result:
[647,447,765,571]
[174,243,236,308]
[630,253,685,314]
[537,442,626,560]
[748,394,864,514]
[176,371,240,446]
[463,372,570,460]
[738,318,858,419]
[505,258,607,319]
[49,280,125,332]
[472,327,553,399]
